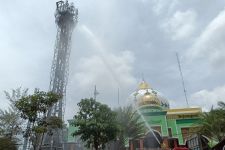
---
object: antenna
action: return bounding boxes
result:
[141,73,145,81]
[117,88,120,105]
[94,85,99,100]
[176,52,189,107]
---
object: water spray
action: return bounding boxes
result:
[132,94,161,145]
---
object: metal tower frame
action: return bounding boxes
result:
[43,1,78,149]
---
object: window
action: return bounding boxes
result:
[168,128,172,137]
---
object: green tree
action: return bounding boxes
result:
[15,90,63,149]
[4,87,28,110]
[0,108,22,139]
[0,88,27,139]
[115,105,145,149]
[72,98,119,150]
[218,101,225,110]
[0,137,17,150]
[199,101,225,142]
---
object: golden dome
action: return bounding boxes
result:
[130,80,170,109]
[138,80,150,90]
[138,90,161,106]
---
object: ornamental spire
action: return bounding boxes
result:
[138,79,151,90]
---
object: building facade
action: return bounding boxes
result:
[129,80,202,149]
[67,80,202,149]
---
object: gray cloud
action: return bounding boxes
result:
[190,85,225,111]
[187,8,225,68]
[162,9,197,40]
[1,0,225,121]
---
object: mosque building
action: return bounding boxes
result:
[129,80,202,149]
[67,80,202,149]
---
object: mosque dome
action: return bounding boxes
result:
[131,80,170,109]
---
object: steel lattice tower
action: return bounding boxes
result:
[43,1,78,149]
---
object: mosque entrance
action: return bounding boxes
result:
[143,130,163,149]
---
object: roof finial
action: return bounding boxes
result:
[138,73,150,90]
[141,73,145,82]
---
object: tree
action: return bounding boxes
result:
[218,101,225,110]
[199,101,225,142]
[0,108,22,139]
[72,98,119,150]
[0,87,27,139]
[0,137,17,150]
[4,87,28,110]
[115,105,145,149]
[15,90,63,149]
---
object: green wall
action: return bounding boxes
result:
[143,115,168,136]
[175,118,199,144]
[167,119,178,138]
[139,106,200,145]
[140,107,168,137]
[67,120,77,142]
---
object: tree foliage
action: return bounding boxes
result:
[0,137,17,150]
[0,87,27,139]
[15,90,61,122]
[0,108,22,139]
[4,87,28,110]
[14,90,63,149]
[115,105,145,149]
[72,98,119,150]
[199,101,225,142]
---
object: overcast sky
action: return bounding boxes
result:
[1,0,225,121]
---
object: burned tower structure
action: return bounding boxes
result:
[44,0,78,149]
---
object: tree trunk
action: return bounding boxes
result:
[40,133,44,147]
[31,122,37,150]
[36,133,44,150]
[23,121,31,150]
[94,144,98,150]
[94,140,99,150]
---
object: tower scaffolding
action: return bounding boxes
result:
[42,1,78,149]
